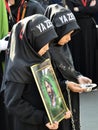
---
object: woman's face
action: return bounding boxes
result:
[38,43,49,56]
[8,0,15,6]
[58,30,74,45]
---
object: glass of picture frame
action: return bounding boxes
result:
[31,58,68,124]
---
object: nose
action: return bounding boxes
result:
[46,45,49,51]
[67,35,71,42]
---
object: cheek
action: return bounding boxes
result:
[45,45,49,51]
[58,40,68,45]
[47,46,49,51]
[62,37,67,42]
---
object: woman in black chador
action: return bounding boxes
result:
[45,4,92,130]
[66,0,98,83]
[4,14,71,130]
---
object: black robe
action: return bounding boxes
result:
[49,44,81,130]
[66,0,98,83]
[4,13,70,130]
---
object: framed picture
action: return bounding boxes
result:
[31,58,68,124]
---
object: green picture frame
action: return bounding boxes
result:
[31,58,68,124]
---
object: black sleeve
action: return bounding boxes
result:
[51,55,81,83]
[58,66,81,83]
[4,81,49,125]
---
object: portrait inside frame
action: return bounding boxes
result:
[30,58,68,124]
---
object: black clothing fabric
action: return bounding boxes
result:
[45,4,81,130]
[8,0,45,31]
[49,0,63,5]
[0,51,5,88]
[5,82,49,130]
[48,45,80,130]
[49,42,81,130]
[0,61,3,86]
[4,14,57,130]
[66,0,98,83]
[94,13,98,24]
